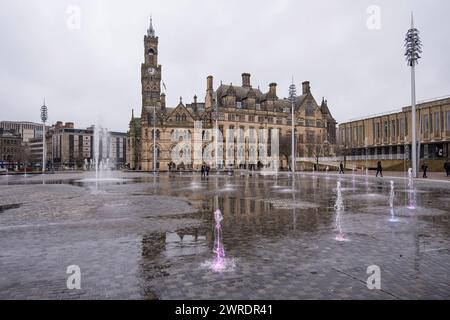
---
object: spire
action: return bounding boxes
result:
[132,108,134,119]
[411,11,414,29]
[147,16,155,37]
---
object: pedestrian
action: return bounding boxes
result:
[339,162,344,174]
[444,160,450,177]
[201,165,205,178]
[206,165,210,176]
[422,162,428,178]
[376,161,383,177]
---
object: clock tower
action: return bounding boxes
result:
[141,17,162,113]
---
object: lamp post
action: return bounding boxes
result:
[150,106,157,173]
[405,13,422,178]
[289,80,297,176]
[40,99,48,173]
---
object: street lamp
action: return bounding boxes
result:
[150,106,157,173]
[289,79,297,176]
[404,12,422,178]
[40,99,48,173]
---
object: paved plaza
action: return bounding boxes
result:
[0,171,449,299]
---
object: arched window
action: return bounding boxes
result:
[151,146,159,158]
[156,129,160,140]
[182,114,187,122]
[148,48,155,56]
[176,114,180,122]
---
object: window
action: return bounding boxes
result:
[236,102,242,109]
[435,112,440,132]
[430,114,433,133]
[421,114,429,133]
[446,111,450,131]
[151,130,160,140]
[305,101,314,116]
[384,121,388,138]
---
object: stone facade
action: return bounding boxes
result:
[128,20,337,171]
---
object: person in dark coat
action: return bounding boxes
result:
[444,160,450,177]
[422,162,428,178]
[376,161,383,177]
[339,162,344,174]
[201,165,205,178]
[206,165,210,176]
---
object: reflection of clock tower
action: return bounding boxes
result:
[141,17,163,113]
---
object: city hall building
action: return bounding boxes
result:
[338,96,450,168]
[128,19,337,171]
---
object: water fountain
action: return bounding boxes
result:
[201,208,235,272]
[212,209,225,271]
[77,123,124,184]
[389,180,399,222]
[407,168,415,210]
[334,181,347,241]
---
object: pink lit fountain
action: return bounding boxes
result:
[202,209,235,272]
[212,209,225,271]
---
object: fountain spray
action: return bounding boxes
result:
[389,180,398,222]
[407,168,415,210]
[334,181,346,241]
[212,209,226,271]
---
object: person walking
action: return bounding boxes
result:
[444,160,450,177]
[376,161,383,177]
[206,165,210,177]
[201,164,205,178]
[422,162,428,178]
[339,162,345,174]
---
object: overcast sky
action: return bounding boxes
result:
[1,0,449,132]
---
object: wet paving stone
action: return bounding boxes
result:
[0,171,449,299]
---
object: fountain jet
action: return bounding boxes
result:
[389,180,399,222]
[334,181,347,241]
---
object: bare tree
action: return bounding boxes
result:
[14,143,31,171]
[279,135,292,169]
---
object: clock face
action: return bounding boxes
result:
[147,67,155,75]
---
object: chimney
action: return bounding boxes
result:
[160,93,166,106]
[193,95,198,112]
[242,73,251,88]
[269,82,277,97]
[65,122,74,129]
[302,81,311,95]
[207,75,213,91]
